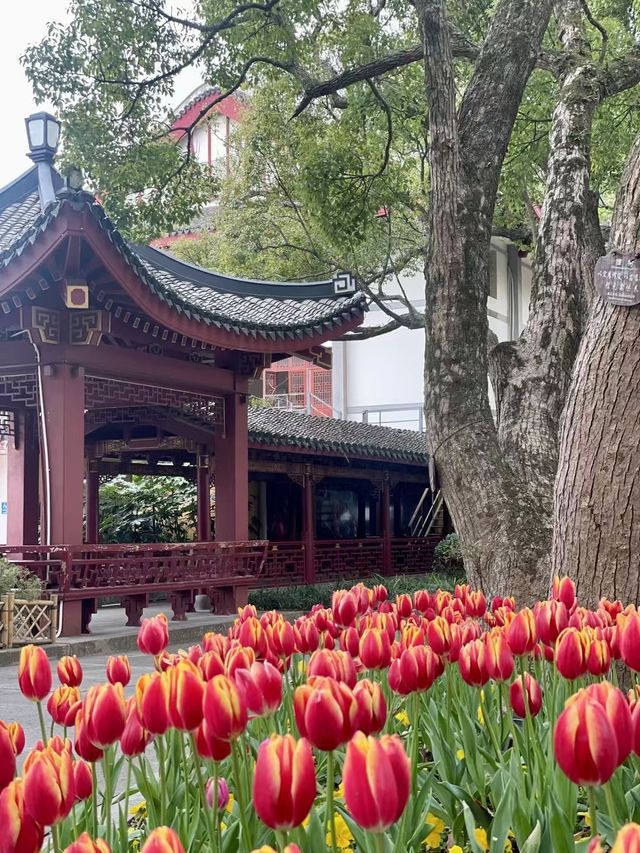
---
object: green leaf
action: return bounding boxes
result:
[520,820,542,853]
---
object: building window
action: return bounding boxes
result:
[489,250,498,299]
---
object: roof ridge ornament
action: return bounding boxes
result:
[25,112,61,212]
[332,271,356,295]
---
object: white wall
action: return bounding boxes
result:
[0,444,7,544]
[178,115,232,172]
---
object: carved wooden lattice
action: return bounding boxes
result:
[0,411,15,439]
[0,594,58,648]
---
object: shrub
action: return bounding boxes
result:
[433,533,464,574]
[0,557,43,599]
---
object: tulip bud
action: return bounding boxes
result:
[224,645,256,678]
[205,777,230,811]
[332,590,358,627]
[344,732,410,831]
[1,721,25,757]
[140,828,185,853]
[534,600,569,646]
[63,832,112,852]
[74,709,103,763]
[458,639,490,687]
[394,594,413,619]
[136,673,171,736]
[236,617,269,658]
[84,682,126,748]
[621,611,640,671]
[252,734,316,829]
[465,591,487,618]
[268,620,297,659]
[341,627,360,658]
[234,661,282,718]
[202,675,247,741]
[483,630,514,681]
[372,584,388,604]
[0,724,16,793]
[194,720,232,761]
[307,649,356,688]
[294,619,320,654]
[552,575,576,610]
[505,608,537,656]
[106,655,131,687]
[18,645,52,702]
[121,698,152,758]
[167,661,205,731]
[73,759,93,802]
[47,686,82,727]
[585,682,633,765]
[137,614,169,656]
[555,627,590,680]
[554,690,619,785]
[23,743,75,826]
[426,616,452,656]
[359,628,392,670]
[586,634,611,677]
[509,673,543,718]
[353,679,386,735]
[198,650,225,681]
[57,656,83,688]
[294,676,358,751]
[0,779,45,853]
[388,646,443,695]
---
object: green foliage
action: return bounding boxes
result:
[0,558,43,599]
[248,570,461,611]
[99,475,198,543]
[434,533,464,574]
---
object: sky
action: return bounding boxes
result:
[0,0,200,186]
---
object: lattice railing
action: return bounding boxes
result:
[0,593,58,648]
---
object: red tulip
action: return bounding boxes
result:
[0,724,16,793]
[23,743,75,826]
[505,608,537,656]
[353,679,386,735]
[252,734,316,829]
[203,632,229,657]
[552,575,576,610]
[73,760,93,802]
[586,633,611,677]
[509,673,543,717]
[534,600,569,646]
[194,721,232,761]
[621,611,640,672]
[121,698,152,757]
[136,673,171,735]
[332,590,358,627]
[202,675,247,741]
[554,690,619,785]
[57,656,83,688]
[74,709,103,763]
[268,620,296,658]
[604,823,640,852]
[198,651,225,681]
[84,682,127,748]
[234,661,282,717]
[483,630,514,681]
[585,681,633,765]
[388,646,443,695]
[0,779,45,853]
[372,584,388,604]
[294,620,320,654]
[343,732,410,831]
[167,661,205,731]
[237,617,269,659]
[395,594,413,619]
[1,722,25,757]
[63,832,111,852]
[465,591,487,618]
[458,639,490,687]
[307,649,356,688]
[137,614,169,656]
[294,677,358,751]
[426,616,452,656]
[555,627,590,680]
[140,828,185,853]
[106,655,131,687]
[47,686,82,727]
[18,645,52,702]
[225,646,256,678]
[359,628,391,670]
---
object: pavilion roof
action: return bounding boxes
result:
[0,165,366,346]
[248,406,428,464]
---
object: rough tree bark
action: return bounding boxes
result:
[418,0,556,603]
[553,133,640,605]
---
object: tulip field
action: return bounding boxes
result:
[4,579,640,852]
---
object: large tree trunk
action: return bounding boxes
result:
[553,133,640,605]
[418,0,555,603]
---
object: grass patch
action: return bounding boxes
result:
[249,571,462,612]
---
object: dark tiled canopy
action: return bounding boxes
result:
[248,406,428,464]
[0,165,366,342]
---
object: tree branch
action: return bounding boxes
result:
[338,314,422,340]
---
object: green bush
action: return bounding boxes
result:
[0,558,43,600]
[248,571,461,612]
[433,532,464,574]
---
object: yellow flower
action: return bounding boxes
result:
[423,813,445,848]
[395,710,410,727]
[297,659,307,675]
[129,801,147,816]
[477,704,485,726]
[475,827,489,851]
[327,813,354,850]
[450,848,464,853]
[456,748,465,760]
[225,793,235,814]
[335,781,345,800]
[578,811,592,828]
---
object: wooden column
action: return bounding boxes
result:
[214,391,248,541]
[303,470,315,585]
[382,474,392,575]
[7,409,39,545]
[41,364,85,545]
[197,449,212,541]
[85,460,100,544]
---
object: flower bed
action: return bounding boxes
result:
[1,577,640,852]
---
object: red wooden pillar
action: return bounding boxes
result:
[7,409,39,545]
[85,460,100,544]
[303,470,315,584]
[214,391,248,541]
[197,449,212,541]
[41,364,85,545]
[382,474,392,576]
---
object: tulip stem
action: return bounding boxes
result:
[374,832,385,853]
[103,745,114,846]
[92,762,99,839]
[604,782,619,834]
[155,736,167,826]
[231,738,253,849]
[325,750,338,853]
[36,700,48,743]
[588,786,598,838]
[189,734,219,853]
[276,829,289,851]
[123,760,133,844]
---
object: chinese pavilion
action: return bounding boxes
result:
[0,114,440,634]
